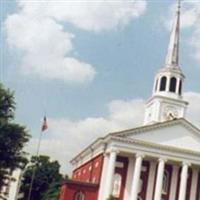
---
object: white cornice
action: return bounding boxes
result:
[70,118,200,165]
[110,136,200,157]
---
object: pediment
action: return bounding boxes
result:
[112,118,200,152]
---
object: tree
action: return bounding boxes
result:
[20,155,63,200]
[41,182,61,200]
[0,83,29,190]
[42,175,68,200]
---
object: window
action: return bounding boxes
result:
[112,173,122,198]
[179,80,182,95]
[160,77,167,91]
[95,162,99,168]
[92,176,96,183]
[169,77,177,92]
[162,170,169,194]
[75,192,85,200]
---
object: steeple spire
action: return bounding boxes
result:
[144,0,188,125]
[165,0,181,68]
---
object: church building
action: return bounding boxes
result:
[59,1,200,200]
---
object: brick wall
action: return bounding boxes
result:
[72,154,104,184]
[59,180,99,200]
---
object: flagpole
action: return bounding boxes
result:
[27,129,43,200]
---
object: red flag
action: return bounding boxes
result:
[41,116,48,132]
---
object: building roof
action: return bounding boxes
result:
[71,118,200,163]
[110,118,200,138]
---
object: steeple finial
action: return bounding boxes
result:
[165,0,181,68]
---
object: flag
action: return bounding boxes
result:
[41,116,48,131]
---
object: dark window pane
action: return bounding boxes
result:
[169,77,177,92]
[160,77,167,91]
[179,80,182,95]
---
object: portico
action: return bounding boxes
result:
[99,135,200,200]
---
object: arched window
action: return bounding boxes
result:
[169,77,177,92]
[160,76,167,91]
[162,170,169,194]
[75,192,85,200]
[112,173,122,198]
[179,80,182,95]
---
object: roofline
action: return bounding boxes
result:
[70,137,105,163]
[111,118,200,137]
[70,118,200,163]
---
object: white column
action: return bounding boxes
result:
[176,77,181,94]
[130,154,143,200]
[146,161,156,200]
[103,149,118,200]
[169,165,179,200]
[189,168,199,200]
[154,158,166,200]
[166,76,170,92]
[123,156,135,200]
[98,153,109,200]
[178,162,189,200]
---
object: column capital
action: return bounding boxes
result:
[107,147,120,154]
[158,157,167,163]
[182,161,191,167]
[135,153,145,159]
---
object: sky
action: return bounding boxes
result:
[1,0,200,174]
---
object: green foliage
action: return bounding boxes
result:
[0,83,29,189]
[20,155,64,200]
[41,182,60,200]
[0,84,15,121]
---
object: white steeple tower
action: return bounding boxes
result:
[144,0,188,125]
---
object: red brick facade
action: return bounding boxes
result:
[59,154,104,200]
[72,154,104,184]
[59,180,99,200]
[60,156,200,200]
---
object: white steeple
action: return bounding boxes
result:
[144,0,188,125]
[165,0,181,68]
